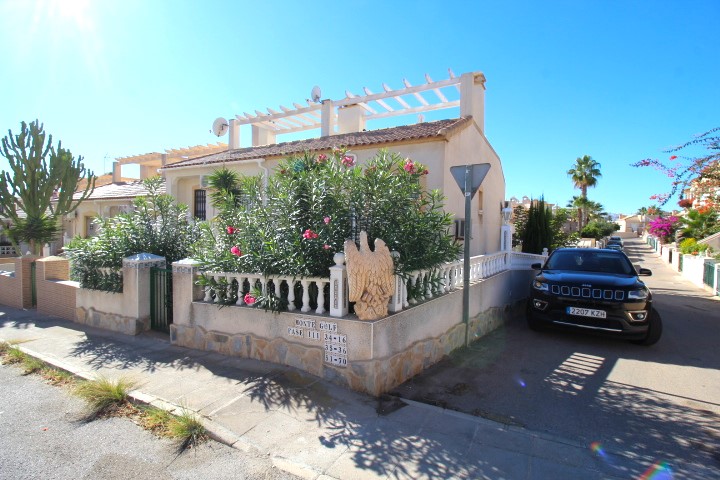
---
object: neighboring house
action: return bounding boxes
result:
[162,70,506,256]
[62,143,226,243]
[617,213,656,235]
[682,160,720,209]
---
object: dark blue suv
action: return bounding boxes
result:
[527,248,662,345]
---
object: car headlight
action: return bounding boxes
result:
[628,289,648,300]
[533,280,549,292]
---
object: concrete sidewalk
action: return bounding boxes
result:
[2,246,698,479]
[0,309,627,479]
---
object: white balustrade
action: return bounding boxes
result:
[195,247,545,319]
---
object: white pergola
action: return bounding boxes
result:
[221,69,485,148]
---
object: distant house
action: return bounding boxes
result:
[617,213,656,235]
[162,70,506,256]
[682,159,720,210]
[61,143,226,244]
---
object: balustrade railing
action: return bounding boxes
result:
[0,245,17,257]
[197,249,545,319]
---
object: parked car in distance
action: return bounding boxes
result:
[605,242,623,252]
[608,236,624,247]
[527,248,662,345]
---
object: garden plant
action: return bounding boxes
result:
[190,148,460,310]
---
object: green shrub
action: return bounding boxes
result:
[65,177,201,292]
[679,238,713,255]
[191,149,460,309]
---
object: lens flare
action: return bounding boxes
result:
[639,461,673,480]
[590,441,605,457]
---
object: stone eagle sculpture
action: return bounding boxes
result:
[344,231,395,321]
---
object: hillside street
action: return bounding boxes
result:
[392,237,720,478]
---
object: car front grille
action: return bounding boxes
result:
[550,284,625,301]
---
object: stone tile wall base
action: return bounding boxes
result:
[75,306,149,336]
[170,301,524,396]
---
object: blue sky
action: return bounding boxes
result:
[1,0,718,215]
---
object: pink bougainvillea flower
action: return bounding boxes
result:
[302,229,319,240]
[323,216,331,224]
[323,244,331,250]
[422,168,429,175]
[230,245,242,256]
[317,153,328,163]
[226,226,236,235]
[244,293,256,306]
[341,155,355,167]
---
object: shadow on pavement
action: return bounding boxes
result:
[391,239,720,478]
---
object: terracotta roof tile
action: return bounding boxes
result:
[75,180,165,201]
[164,117,471,169]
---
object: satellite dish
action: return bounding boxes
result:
[311,86,322,103]
[212,117,229,137]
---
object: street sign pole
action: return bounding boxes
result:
[462,166,472,347]
[449,163,491,348]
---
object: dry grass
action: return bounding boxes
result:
[74,376,137,418]
[1,342,207,452]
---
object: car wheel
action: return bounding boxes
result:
[631,309,662,346]
[526,306,543,332]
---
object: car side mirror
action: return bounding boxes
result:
[638,268,652,276]
[531,263,542,270]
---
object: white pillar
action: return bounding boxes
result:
[329,253,348,317]
[321,100,335,137]
[251,125,276,146]
[337,104,366,134]
[229,118,240,149]
[388,252,403,313]
[459,72,486,132]
[112,161,121,183]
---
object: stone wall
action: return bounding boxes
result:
[75,253,166,335]
[171,262,535,396]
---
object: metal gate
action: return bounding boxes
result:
[150,267,173,333]
[30,261,37,307]
[703,259,717,291]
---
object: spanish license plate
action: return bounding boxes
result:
[566,307,606,318]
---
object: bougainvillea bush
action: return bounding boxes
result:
[647,215,680,243]
[190,149,460,308]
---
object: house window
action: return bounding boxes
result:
[194,189,206,220]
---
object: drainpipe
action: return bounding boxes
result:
[255,159,268,206]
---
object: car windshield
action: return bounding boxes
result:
[545,251,634,275]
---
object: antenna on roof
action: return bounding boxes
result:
[310,86,322,103]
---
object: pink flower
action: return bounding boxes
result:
[226,226,236,235]
[244,293,256,306]
[230,245,242,256]
[323,244,331,250]
[403,159,416,173]
[422,168,429,175]
[669,155,678,160]
[317,153,328,163]
[302,229,319,240]
[342,155,355,167]
[323,216,331,224]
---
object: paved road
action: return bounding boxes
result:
[0,363,300,480]
[391,238,720,479]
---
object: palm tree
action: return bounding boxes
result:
[567,155,602,227]
[567,196,591,231]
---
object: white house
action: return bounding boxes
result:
[162,70,506,256]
